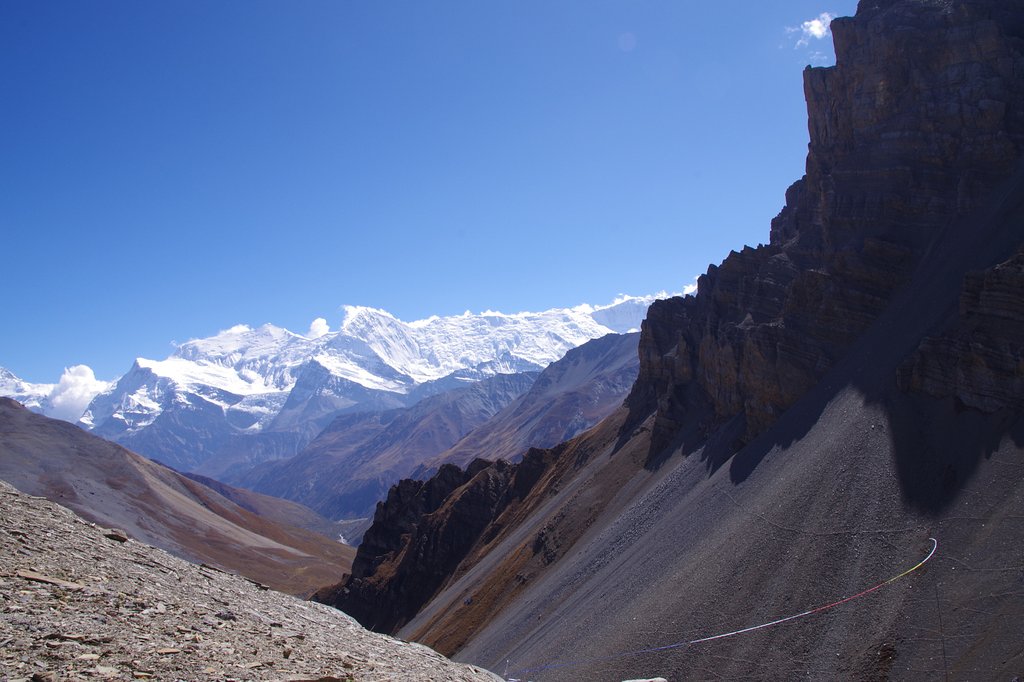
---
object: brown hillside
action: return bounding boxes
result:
[0,398,354,596]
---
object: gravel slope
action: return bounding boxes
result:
[0,479,501,682]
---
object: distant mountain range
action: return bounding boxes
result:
[233,332,640,528]
[1,295,659,477]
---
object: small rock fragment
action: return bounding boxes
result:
[16,570,84,591]
[103,529,129,543]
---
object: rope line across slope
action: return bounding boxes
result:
[508,537,938,678]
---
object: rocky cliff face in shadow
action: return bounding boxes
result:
[898,247,1024,411]
[628,0,1024,454]
[313,453,549,633]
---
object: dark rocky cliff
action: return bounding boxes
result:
[313,452,550,633]
[898,246,1024,411]
[628,0,1024,454]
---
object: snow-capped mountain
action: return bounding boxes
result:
[79,295,662,474]
[0,368,54,414]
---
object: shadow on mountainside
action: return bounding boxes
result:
[720,159,1024,514]
[882,393,1024,511]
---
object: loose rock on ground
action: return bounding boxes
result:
[0,479,500,681]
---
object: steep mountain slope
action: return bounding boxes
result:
[0,398,354,595]
[426,204,1024,678]
[426,332,640,469]
[322,2,1024,679]
[79,297,654,475]
[180,471,348,539]
[236,372,537,521]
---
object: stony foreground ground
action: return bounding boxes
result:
[0,479,501,681]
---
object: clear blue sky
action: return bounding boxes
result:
[2,1,856,382]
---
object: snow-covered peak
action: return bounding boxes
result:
[175,322,306,363]
[340,305,401,330]
[326,296,657,385]
[0,365,112,423]
[159,322,322,395]
[585,293,668,333]
[0,367,54,410]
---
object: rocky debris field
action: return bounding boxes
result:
[0,479,500,682]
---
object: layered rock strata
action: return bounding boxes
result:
[898,247,1024,411]
[629,0,1024,452]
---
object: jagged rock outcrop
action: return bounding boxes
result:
[628,0,1024,453]
[898,247,1024,411]
[314,452,550,634]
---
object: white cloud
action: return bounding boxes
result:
[682,276,699,296]
[790,12,835,48]
[47,365,111,422]
[307,317,330,339]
